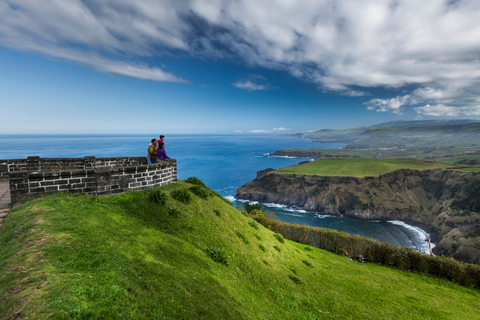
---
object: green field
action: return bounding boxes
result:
[277,158,454,177]
[1,180,480,319]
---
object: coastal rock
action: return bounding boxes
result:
[235,168,480,264]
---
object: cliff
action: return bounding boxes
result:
[236,168,480,263]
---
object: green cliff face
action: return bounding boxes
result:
[236,168,480,264]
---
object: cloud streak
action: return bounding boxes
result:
[1,0,480,115]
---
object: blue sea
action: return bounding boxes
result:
[0,134,432,253]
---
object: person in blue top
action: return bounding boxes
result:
[156,142,171,161]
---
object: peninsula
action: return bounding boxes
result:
[237,120,480,265]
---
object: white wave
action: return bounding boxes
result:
[387,220,435,254]
[224,195,236,202]
[314,214,333,219]
[232,198,312,214]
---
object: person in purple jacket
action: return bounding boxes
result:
[156,142,171,161]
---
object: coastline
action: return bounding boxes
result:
[231,197,433,253]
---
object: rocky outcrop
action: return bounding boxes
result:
[236,168,480,263]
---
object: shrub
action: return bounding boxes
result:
[189,185,210,199]
[171,188,192,204]
[254,216,480,289]
[213,209,221,216]
[288,274,302,284]
[185,177,207,187]
[248,220,260,229]
[167,206,181,217]
[245,203,263,215]
[235,230,250,244]
[250,209,265,217]
[149,189,168,205]
[205,248,230,266]
[258,244,266,252]
[302,259,314,268]
[273,233,285,244]
[265,210,277,219]
[273,245,281,252]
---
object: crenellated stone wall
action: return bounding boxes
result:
[0,156,177,203]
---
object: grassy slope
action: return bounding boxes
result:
[1,181,480,319]
[276,158,454,177]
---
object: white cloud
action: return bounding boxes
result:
[365,95,413,115]
[272,127,291,131]
[248,130,272,133]
[1,0,480,112]
[414,104,480,117]
[233,80,268,91]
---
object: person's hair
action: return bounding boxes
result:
[151,138,156,143]
[159,135,165,139]
[158,142,165,148]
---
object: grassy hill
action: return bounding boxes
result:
[1,180,480,319]
[293,119,480,153]
[276,158,455,177]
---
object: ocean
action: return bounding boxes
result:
[0,134,431,253]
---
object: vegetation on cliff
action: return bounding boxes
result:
[236,158,480,265]
[2,180,480,319]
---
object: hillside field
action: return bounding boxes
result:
[1,180,480,319]
[276,158,456,177]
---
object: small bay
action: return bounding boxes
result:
[0,133,431,252]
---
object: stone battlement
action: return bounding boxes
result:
[0,156,177,204]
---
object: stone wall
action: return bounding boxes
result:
[0,156,177,203]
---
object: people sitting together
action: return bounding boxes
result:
[146,135,171,164]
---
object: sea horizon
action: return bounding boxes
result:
[0,133,431,253]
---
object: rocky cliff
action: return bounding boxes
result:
[236,168,480,263]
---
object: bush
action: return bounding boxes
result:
[248,220,260,229]
[185,177,207,187]
[189,185,210,199]
[273,233,285,244]
[265,210,277,219]
[245,203,263,215]
[205,248,230,266]
[171,188,192,204]
[250,209,265,217]
[258,244,266,252]
[149,189,168,205]
[235,230,250,244]
[273,245,282,252]
[254,216,480,289]
[302,259,314,268]
[288,274,302,284]
[167,206,181,217]
[213,209,221,216]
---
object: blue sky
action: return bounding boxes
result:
[1,0,480,134]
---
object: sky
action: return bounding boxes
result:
[1,0,480,134]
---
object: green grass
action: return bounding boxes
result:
[277,158,454,177]
[456,166,480,172]
[1,181,480,319]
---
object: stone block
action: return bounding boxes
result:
[30,187,46,193]
[45,186,59,192]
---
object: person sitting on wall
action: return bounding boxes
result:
[156,142,171,161]
[147,138,158,164]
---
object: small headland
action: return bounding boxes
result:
[236,157,480,265]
